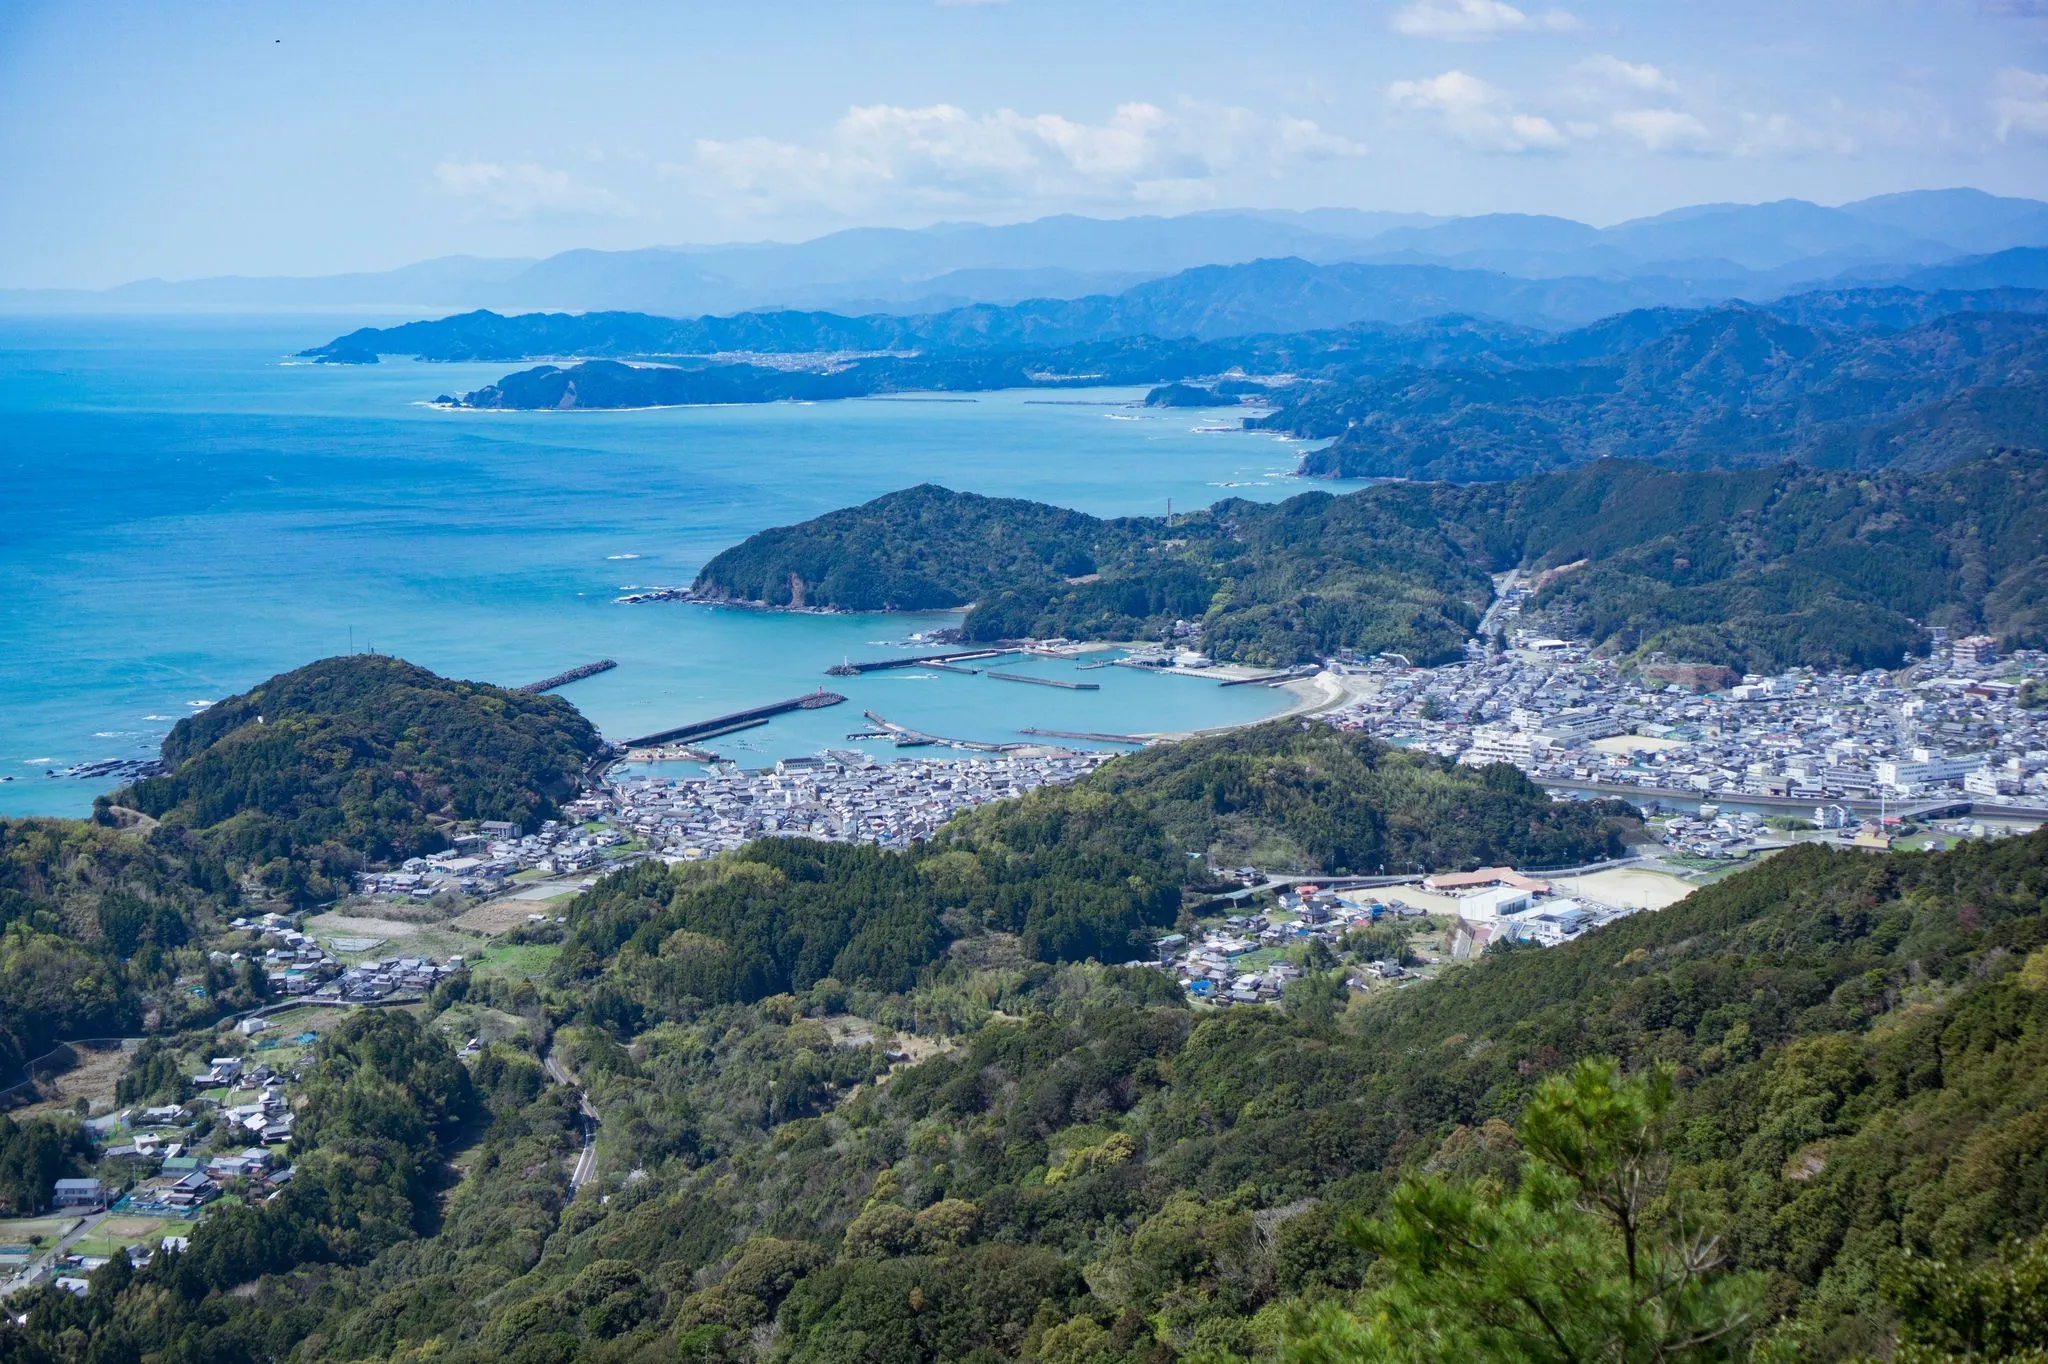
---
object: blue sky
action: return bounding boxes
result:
[3,0,2045,286]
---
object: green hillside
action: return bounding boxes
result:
[687,451,2048,673]
[113,655,606,900]
[555,722,1628,1024]
[20,807,2048,1362]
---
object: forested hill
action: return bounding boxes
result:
[25,793,2048,1360]
[1277,305,2048,481]
[557,721,1628,1010]
[689,482,1496,668]
[330,285,2048,482]
[109,655,605,901]
[691,451,2048,671]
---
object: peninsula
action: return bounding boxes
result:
[680,452,2048,674]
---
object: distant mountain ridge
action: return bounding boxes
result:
[13,189,2048,316]
[306,257,1779,363]
[1273,302,2048,480]
[363,277,2048,486]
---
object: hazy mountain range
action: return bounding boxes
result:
[12,188,2048,318]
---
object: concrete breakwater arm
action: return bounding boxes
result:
[521,660,618,693]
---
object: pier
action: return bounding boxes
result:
[521,659,617,694]
[1018,727,1152,746]
[624,690,844,747]
[1218,666,1321,688]
[862,710,1022,754]
[826,648,1018,676]
[986,671,1100,691]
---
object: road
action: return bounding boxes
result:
[1474,568,1522,642]
[544,1052,599,1193]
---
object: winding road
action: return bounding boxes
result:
[544,1052,599,1193]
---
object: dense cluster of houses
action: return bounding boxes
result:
[220,911,340,995]
[1149,883,1432,1005]
[1330,623,2048,813]
[605,751,1111,857]
[1145,866,1651,1008]
[308,954,463,1004]
[352,820,624,899]
[213,912,465,1003]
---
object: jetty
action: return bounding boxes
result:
[1018,727,1152,746]
[521,659,617,694]
[1218,666,1321,688]
[624,690,844,747]
[862,710,1021,754]
[826,648,1018,676]
[986,671,1100,691]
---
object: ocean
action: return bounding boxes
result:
[0,314,1370,819]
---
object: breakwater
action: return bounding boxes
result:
[1018,726,1152,745]
[986,671,1100,691]
[827,648,1018,676]
[1218,666,1320,688]
[521,659,618,693]
[624,690,844,747]
[863,710,1021,753]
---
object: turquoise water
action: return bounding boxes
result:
[0,316,1367,818]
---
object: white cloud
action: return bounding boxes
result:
[1568,54,1677,96]
[1608,107,1713,152]
[1389,0,1581,41]
[679,102,1365,217]
[431,160,630,218]
[1385,70,1568,152]
[1993,68,2048,140]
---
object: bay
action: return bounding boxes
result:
[0,315,1369,818]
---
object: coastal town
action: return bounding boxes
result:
[11,626,2046,1300]
[597,749,1111,856]
[1324,580,2048,842]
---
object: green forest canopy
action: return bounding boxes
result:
[19,813,2048,1362]
[109,654,605,900]
[554,721,1630,1027]
[691,450,2048,672]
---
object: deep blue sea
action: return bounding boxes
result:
[0,315,1369,818]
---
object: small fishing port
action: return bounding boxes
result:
[624,690,845,747]
[521,659,617,693]
[986,671,1100,691]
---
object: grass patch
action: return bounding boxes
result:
[471,942,560,982]
[0,1216,78,1247]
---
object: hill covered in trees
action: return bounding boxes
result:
[313,281,2048,481]
[555,721,1629,1028]
[0,818,237,1078]
[110,655,606,901]
[688,450,2048,672]
[20,792,2048,1361]
[1276,306,2048,481]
